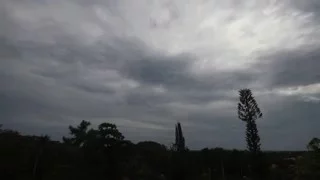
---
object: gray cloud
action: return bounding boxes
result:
[0,0,320,150]
[258,46,320,88]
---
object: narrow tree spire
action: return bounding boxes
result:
[238,89,266,179]
[237,89,262,154]
[175,122,185,152]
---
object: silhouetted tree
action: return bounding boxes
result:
[63,121,125,150]
[98,122,124,148]
[135,141,169,178]
[238,89,262,154]
[295,138,320,179]
[307,138,320,152]
[1,119,315,180]
[174,122,185,152]
[172,122,187,180]
[62,120,91,147]
[238,89,266,179]
[63,120,127,179]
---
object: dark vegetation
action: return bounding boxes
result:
[0,89,319,180]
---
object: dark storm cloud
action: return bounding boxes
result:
[0,32,196,140]
[292,0,320,19]
[260,47,320,88]
[124,55,192,86]
[259,96,320,150]
[0,30,252,148]
[0,0,320,150]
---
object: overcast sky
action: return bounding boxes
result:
[1,0,320,150]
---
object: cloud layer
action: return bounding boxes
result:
[1,0,320,150]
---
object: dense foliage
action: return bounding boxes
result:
[238,89,263,155]
[238,89,266,179]
[0,124,316,180]
[0,89,318,180]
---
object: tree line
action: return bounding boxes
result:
[0,89,319,180]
